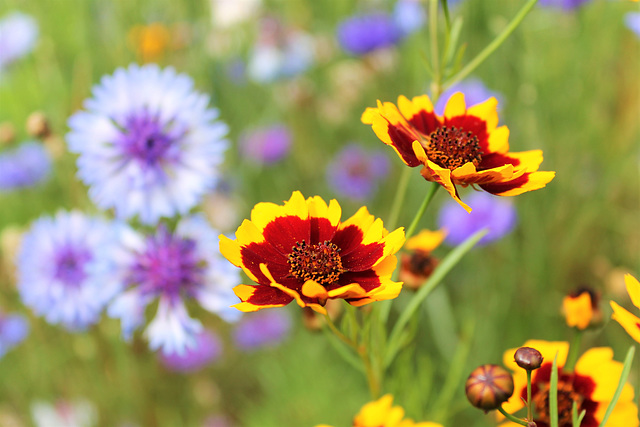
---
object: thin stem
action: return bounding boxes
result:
[564,330,583,373]
[526,370,533,423]
[359,344,381,399]
[429,0,441,98]
[550,354,559,427]
[324,312,354,348]
[444,0,538,89]
[441,0,451,33]
[405,183,440,242]
[387,167,412,230]
[497,407,528,426]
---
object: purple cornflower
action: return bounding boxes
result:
[337,12,402,55]
[17,211,121,331]
[233,309,291,351]
[392,0,426,38]
[67,64,229,225]
[108,215,240,355]
[0,312,29,357]
[326,144,390,200]
[160,329,222,372]
[0,142,51,191]
[625,12,640,38]
[435,78,502,116]
[538,0,591,10]
[437,192,517,247]
[0,12,38,71]
[238,124,292,165]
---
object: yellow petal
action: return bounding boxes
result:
[405,229,446,252]
[625,274,640,309]
[610,301,640,343]
[467,96,499,131]
[301,280,328,299]
[594,400,639,427]
[575,347,634,403]
[562,292,593,330]
[486,125,510,154]
[443,92,467,119]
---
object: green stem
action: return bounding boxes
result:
[429,0,441,98]
[443,0,538,89]
[405,183,440,242]
[441,0,451,33]
[551,354,559,427]
[564,330,583,373]
[387,167,412,231]
[497,407,528,426]
[527,370,533,423]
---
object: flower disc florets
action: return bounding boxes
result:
[287,240,343,285]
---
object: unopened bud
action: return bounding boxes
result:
[514,347,543,371]
[26,111,51,139]
[465,364,514,412]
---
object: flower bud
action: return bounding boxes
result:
[514,347,543,371]
[26,111,51,139]
[0,122,16,145]
[465,364,514,412]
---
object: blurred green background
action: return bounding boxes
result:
[0,0,638,425]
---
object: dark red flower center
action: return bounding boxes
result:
[287,240,343,286]
[425,126,483,170]
[534,381,581,426]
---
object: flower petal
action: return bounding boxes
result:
[397,94,441,135]
[610,301,640,344]
[480,171,556,197]
[232,284,293,312]
[405,229,446,252]
[575,347,635,403]
[625,274,640,309]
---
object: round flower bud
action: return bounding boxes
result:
[514,346,543,371]
[465,364,514,412]
[26,111,51,139]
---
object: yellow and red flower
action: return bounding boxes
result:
[316,394,443,427]
[219,191,405,314]
[502,340,638,427]
[361,92,555,211]
[398,229,446,290]
[610,273,640,343]
[562,288,602,330]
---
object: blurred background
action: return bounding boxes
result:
[0,0,638,425]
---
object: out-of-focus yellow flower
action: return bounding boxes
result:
[562,288,602,330]
[316,394,443,427]
[501,340,639,427]
[128,23,171,62]
[399,229,446,290]
[610,274,640,343]
[362,93,554,212]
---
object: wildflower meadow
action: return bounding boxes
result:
[0,0,638,426]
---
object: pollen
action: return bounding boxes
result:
[287,240,343,286]
[425,126,483,170]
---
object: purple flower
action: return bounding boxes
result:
[625,12,640,38]
[239,124,292,165]
[233,310,291,351]
[160,329,222,372]
[0,12,38,71]
[437,192,517,246]
[17,211,122,331]
[538,0,591,10]
[0,142,51,191]
[392,0,426,38]
[435,79,502,116]
[67,64,229,225]
[337,12,403,55]
[108,215,240,355]
[326,144,390,200]
[0,313,29,357]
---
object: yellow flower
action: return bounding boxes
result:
[219,191,405,314]
[502,340,638,427]
[610,273,640,343]
[562,288,601,330]
[362,93,555,212]
[316,394,443,427]
[128,23,171,62]
[399,229,446,290]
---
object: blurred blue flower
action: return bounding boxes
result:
[326,144,390,200]
[233,309,291,351]
[160,329,222,372]
[0,312,29,357]
[67,64,229,225]
[108,215,241,355]
[337,12,402,55]
[435,78,502,116]
[239,124,292,165]
[0,12,38,71]
[392,0,426,38]
[17,211,122,331]
[0,141,51,191]
[625,12,640,38]
[538,0,591,10]
[437,192,517,246]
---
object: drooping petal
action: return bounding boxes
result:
[145,296,203,356]
[610,301,640,343]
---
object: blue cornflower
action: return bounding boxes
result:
[0,12,38,72]
[392,0,427,38]
[233,310,291,351]
[337,12,402,55]
[238,124,292,165]
[160,329,222,372]
[108,215,240,355]
[326,143,390,200]
[538,0,591,10]
[437,192,517,247]
[0,312,29,357]
[626,12,640,38]
[17,211,122,331]
[67,64,229,225]
[0,141,51,191]
[434,78,502,116]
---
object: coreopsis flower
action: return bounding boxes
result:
[108,215,240,355]
[434,78,502,116]
[238,124,292,165]
[610,274,640,343]
[233,309,291,351]
[399,229,446,290]
[17,211,121,331]
[437,192,517,246]
[0,12,38,72]
[0,141,51,191]
[160,329,222,372]
[128,23,171,62]
[316,394,443,427]
[562,288,602,330]
[67,64,229,225]
[0,312,29,358]
[219,191,405,313]
[326,144,390,200]
[502,340,639,427]
[362,92,555,212]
